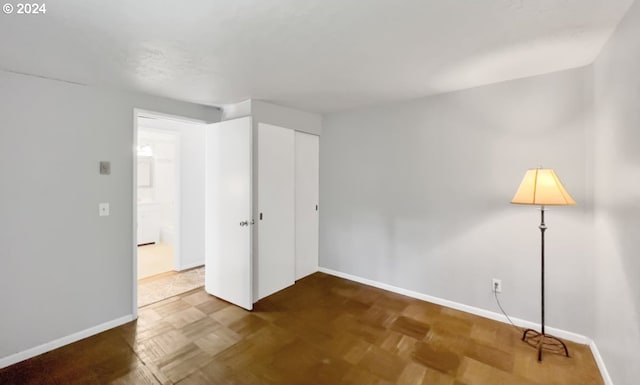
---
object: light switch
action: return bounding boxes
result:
[99,202,110,217]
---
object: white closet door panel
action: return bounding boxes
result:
[295,132,319,280]
[204,117,253,310]
[258,123,295,300]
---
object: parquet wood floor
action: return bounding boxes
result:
[0,272,603,385]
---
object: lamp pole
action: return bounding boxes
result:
[539,206,546,356]
[521,205,569,361]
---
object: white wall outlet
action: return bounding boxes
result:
[99,202,110,217]
[492,278,502,293]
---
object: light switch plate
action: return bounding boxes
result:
[99,202,110,216]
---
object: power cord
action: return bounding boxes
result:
[493,284,523,333]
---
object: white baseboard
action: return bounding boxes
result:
[319,267,593,344]
[318,267,613,383]
[0,314,135,370]
[0,269,613,385]
[178,261,204,271]
[589,340,613,385]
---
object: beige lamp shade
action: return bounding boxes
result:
[511,168,576,206]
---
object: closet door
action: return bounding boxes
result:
[295,132,319,280]
[257,123,295,300]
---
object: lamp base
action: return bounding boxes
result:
[522,329,570,361]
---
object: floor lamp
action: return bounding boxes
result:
[511,168,575,361]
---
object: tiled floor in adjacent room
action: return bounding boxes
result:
[0,273,603,385]
[137,266,205,308]
[138,243,175,280]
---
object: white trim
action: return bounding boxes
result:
[135,108,214,124]
[318,267,590,344]
[132,109,139,319]
[0,314,135,369]
[178,262,205,272]
[173,133,182,272]
[590,340,613,385]
[318,267,614,382]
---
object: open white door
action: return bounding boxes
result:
[204,116,253,310]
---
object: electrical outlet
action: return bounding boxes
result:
[492,278,502,293]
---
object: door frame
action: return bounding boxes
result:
[132,109,208,318]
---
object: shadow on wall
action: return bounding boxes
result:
[320,66,594,334]
[608,204,640,327]
[610,102,640,315]
[321,67,590,264]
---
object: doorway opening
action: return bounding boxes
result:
[137,128,178,280]
[134,111,207,309]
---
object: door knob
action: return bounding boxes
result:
[239,220,248,226]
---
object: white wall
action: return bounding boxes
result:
[174,122,206,270]
[221,99,252,121]
[320,67,595,337]
[252,100,322,136]
[592,0,640,383]
[221,99,322,136]
[0,70,219,363]
[138,118,207,270]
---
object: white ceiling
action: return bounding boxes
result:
[0,0,633,113]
